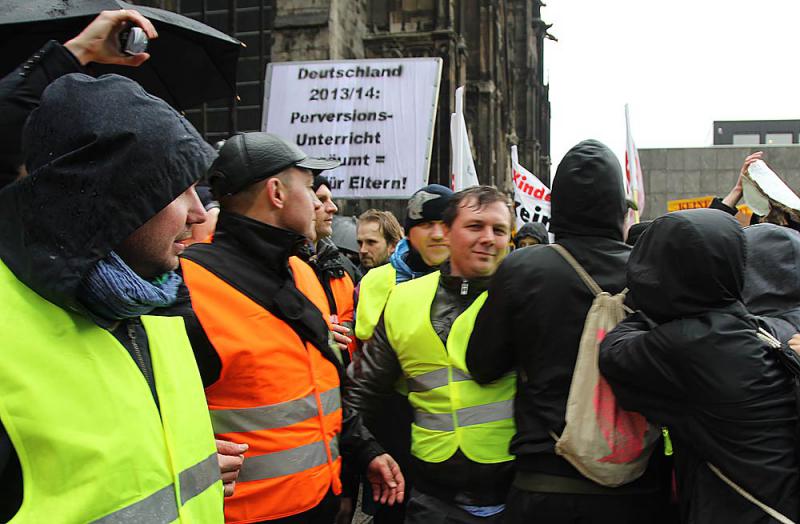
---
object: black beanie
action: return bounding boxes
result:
[313,174,331,193]
[405,184,454,231]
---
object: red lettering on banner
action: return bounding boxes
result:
[513,169,551,202]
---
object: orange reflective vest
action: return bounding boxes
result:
[327,273,357,358]
[181,256,342,523]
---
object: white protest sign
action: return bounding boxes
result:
[262,58,442,199]
[511,145,552,236]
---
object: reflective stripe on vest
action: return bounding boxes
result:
[0,260,223,524]
[407,367,472,392]
[239,436,340,482]
[93,452,219,524]
[182,255,342,523]
[355,263,396,341]
[384,271,516,464]
[414,399,515,431]
[210,387,341,434]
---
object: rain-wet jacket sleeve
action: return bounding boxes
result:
[598,311,689,426]
[0,41,82,183]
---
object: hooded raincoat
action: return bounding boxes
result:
[465,140,666,520]
[599,210,800,524]
[0,73,219,521]
[514,222,549,248]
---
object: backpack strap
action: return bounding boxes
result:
[708,463,796,524]
[550,244,603,297]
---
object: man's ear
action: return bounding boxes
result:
[264,177,285,209]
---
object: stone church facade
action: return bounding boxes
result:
[139,0,552,207]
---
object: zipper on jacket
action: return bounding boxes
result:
[127,320,152,387]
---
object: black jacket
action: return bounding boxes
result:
[0,73,213,520]
[0,41,83,188]
[346,264,513,506]
[465,140,662,491]
[741,223,800,375]
[599,210,800,524]
[167,211,385,473]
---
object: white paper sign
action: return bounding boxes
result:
[262,58,442,199]
[511,146,552,237]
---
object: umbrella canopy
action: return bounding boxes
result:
[0,0,242,109]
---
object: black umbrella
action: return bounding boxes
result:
[0,0,242,109]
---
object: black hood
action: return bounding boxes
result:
[515,222,549,246]
[550,139,627,241]
[628,209,746,323]
[0,73,215,314]
[742,224,800,316]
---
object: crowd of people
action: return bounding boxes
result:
[1,9,800,524]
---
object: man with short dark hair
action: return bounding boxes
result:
[0,73,224,522]
[176,132,404,524]
[347,186,516,523]
[356,209,404,271]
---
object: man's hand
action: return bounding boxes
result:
[366,453,405,506]
[789,334,800,356]
[216,439,248,497]
[723,151,763,208]
[331,323,352,353]
[64,9,158,67]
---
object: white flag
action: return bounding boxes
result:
[625,104,645,224]
[451,86,479,191]
[511,145,552,239]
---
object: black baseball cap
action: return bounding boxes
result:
[209,132,340,197]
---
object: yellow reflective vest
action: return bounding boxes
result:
[383,271,516,464]
[0,260,223,523]
[355,263,397,342]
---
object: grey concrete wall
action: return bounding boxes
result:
[639,145,800,220]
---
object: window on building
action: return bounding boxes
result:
[732,134,760,145]
[765,133,793,145]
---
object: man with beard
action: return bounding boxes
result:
[356,209,404,272]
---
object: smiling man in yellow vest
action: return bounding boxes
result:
[0,74,224,522]
[347,186,516,523]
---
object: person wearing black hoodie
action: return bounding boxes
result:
[599,210,800,524]
[741,224,800,374]
[0,74,224,522]
[513,221,549,248]
[466,140,666,523]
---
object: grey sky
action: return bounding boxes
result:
[542,0,799,178]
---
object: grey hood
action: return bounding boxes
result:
[0,73,215,315]
[742,224,800,316]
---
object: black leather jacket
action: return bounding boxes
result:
[346,263,513,506]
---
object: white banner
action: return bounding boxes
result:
[450,86,479,191]
[262,58,442,199]
[511,145,552,236]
